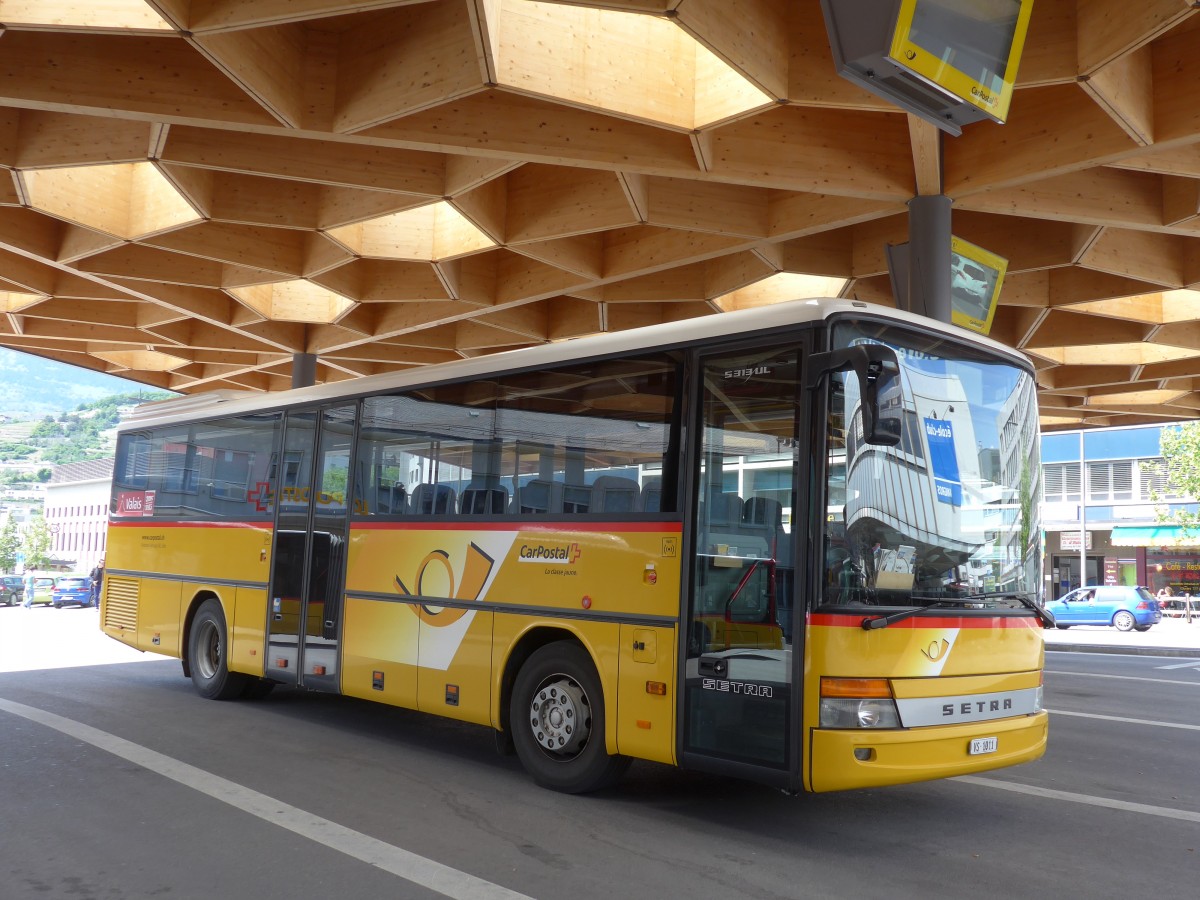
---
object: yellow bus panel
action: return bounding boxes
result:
[616,623,676,765]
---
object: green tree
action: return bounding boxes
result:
[1150,423,1200,535]
[0,514,19,573]
[21,512,52,570]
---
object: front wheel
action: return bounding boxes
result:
[510,642,629,793]
[188,599,249,700]
[1112,610,1136,632]
[1134,625,1152,632]
[1055,624,1070,630]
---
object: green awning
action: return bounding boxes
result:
[1110,525,1200,548]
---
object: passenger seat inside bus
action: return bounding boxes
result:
[460,485,508,514]
[589,475,640,513]
[641,477,662,512]
[409,483,456,515]
[374,483,407,515]
[511,479,564,515]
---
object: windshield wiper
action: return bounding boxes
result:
[862,600,961,630]
[958,591,1056,628]
[862,593,1056,630]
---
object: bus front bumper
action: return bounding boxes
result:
[808,710,1048,792]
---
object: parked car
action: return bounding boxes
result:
[1046,585,1162,632]
[22,577,56,606]
[1,575,25,606]
[51,574,93,609]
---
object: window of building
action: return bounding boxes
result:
[1043,462,1081,503]
[1087,460,1133,502]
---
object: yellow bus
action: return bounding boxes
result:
[100,298,1050,793]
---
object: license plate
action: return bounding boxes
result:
[970,737,998,755]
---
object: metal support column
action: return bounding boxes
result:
[292,352,317,389]
[905,194,953,324]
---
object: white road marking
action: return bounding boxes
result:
[0,697,531,900]
[1044,669,1200,687]
[1155,660,1200,670]
[955,775,1200,823]
[1048,708,1200,731]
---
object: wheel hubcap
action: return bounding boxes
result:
[529,676,591,757]
[196,620,220,679]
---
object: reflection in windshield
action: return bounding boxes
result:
[822,320,1041,609]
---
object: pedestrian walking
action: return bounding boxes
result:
[90,558,104,608]
[23,569,35,608]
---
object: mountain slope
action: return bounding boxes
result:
[0,348,159,419]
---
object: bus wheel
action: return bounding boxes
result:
[510,642,630,793]
[189,599,249,701]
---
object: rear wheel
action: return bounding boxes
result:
[1112,610,1136,632]
[510,642,629,793]
[1055,624,1070,630]
[189,599,249,700]
[1134,624,1152,632]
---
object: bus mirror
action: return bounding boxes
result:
[807,345,902,447]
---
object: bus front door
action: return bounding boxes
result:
[683,346,800,777]
[266,404,356,692]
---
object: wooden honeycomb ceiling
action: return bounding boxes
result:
[0,0,1198,432]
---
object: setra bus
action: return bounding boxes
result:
[100,298,1051,793]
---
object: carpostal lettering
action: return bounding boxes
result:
[701,678,774,698]
[518,542,581,564]
[971,85,998,107]
[943,697,1013,718]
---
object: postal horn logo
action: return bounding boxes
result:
[920,637,952,662]
[393,542,495,627]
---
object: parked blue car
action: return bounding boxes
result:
[51,574,93,608]
[1047,585,1161,632]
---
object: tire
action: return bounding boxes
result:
[188,599,249,700]
[1134,625,1152,632]
[510,641,630,793]
[1112,610,1136,632]
[1055,624,1070,630]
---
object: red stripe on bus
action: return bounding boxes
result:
[107,520,271,530]
[351,520,683,533]
[106,519,681,534]
[809,612,1040,629]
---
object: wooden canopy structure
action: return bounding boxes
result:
[0,0,1198,432]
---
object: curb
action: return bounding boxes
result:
[1044,643,1200,658]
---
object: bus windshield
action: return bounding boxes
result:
[822,318,1041,610]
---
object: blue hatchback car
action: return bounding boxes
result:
[1046,585,1162,632]
[51,574,93,608]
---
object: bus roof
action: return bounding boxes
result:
[118,298,1031,432]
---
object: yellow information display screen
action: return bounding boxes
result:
[889,0,1034,123]
[949,235,1008,336]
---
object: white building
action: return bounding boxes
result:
[45,458,112,574]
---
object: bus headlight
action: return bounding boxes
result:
[819,678,900,728]
[820,697,901,728]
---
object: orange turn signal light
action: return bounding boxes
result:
[646,681,668,696]
[820,677,891,698]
